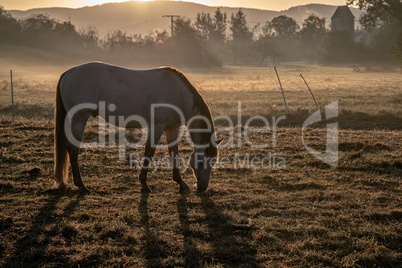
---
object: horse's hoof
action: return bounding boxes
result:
[54,182,66,191]
[45,187,64,195]
[141,187,152,195]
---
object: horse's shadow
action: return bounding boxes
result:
[139,193,259,267]
[2,191,84,267]
[198,193,260,267]
[175,192,260,267]
[177,193,202,267]
[138,194,169,267]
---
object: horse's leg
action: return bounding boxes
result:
[139,127,163,194]
[66,114,91,193]
[166,127,190,193]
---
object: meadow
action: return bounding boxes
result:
[0,64,401,267]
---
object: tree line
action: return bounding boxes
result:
[1,4,401,67]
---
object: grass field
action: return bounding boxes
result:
[0,64,401,267]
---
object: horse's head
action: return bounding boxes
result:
[190,139,222,192]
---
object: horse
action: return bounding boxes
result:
[54,62,221,194]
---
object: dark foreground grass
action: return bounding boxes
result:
[0,65,401,266]
[0,120,401,267]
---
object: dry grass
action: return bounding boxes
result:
[0,64,401,267]
[1,64,401,128]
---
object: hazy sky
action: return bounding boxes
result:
[2,0,349,11]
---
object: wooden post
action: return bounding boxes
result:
[274,67,289,114]
[300,73,319,111]
[10,70,14,122]
[163,15,180,37]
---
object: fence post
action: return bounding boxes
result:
[10,70,14,122]
[300,73,319,111]
[274,66,289,114]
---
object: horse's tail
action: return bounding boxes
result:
[54,71,69,188]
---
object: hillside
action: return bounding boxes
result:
[8,1,363,36]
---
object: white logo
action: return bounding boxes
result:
[302,102,339,167]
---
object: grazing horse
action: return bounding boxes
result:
[54,62,221,193]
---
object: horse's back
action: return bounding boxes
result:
[59,62,195,127]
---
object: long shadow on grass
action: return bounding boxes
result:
[2,191,84,268]
[177,194,202,267]
[139,194,168,267]
[200,194,261,267]
[231,111,402,131]
[307,158,402,178]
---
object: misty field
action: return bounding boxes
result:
[0,64,401,267]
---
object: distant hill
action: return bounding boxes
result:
[8,1,363,36]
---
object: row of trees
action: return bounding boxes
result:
[183,6,401,65]
[1,4,401,67]
[171,9,330,65]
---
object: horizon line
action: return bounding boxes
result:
[4,0,351,13]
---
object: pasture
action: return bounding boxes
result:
[0,64,401,267]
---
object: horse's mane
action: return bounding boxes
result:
[161,67,216,151]
[161,67,215,130]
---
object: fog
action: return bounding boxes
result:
[0,5,399,71]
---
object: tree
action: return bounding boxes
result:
[263,15,300,39]
[300,14,325,44]
[348,0,402,64]
[262,15,300,61]
[53,20,82,49]
[322,30,357,63]
[104,30,133,50]
[20,14,57,48]
[79,26,99,49]
[229,9,253,64]
[230,9,252,41]
[210,8,227,44]
[174,17,198,39]
[19,14,83,51]
[255,35,280,65]
[195,11,214,40]
[300,14,326,61]
[174,17,221,67]
[150,30,169,44]
[194,9,227,43]
[349,0,402,25]
[0,6,22,44]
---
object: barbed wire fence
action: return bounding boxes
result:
[0,69,62,122]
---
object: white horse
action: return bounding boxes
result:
[54,62,221,193]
